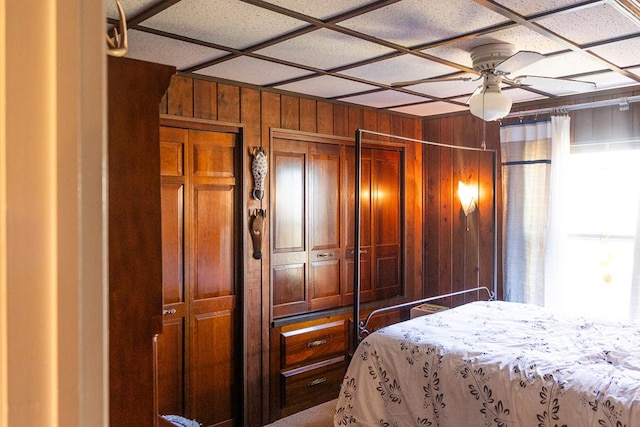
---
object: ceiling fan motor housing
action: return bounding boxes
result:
[470,43,516,73]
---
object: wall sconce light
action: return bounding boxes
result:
[458,181,477,216]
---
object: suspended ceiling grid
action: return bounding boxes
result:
[106,0,640,118]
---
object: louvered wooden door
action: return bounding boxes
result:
[158,126,241,427]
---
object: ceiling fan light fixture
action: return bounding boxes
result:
[468,84,512,121]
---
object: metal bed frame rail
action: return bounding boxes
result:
[358,286,495,339]
[352,129,498,349]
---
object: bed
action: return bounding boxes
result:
[334,299,640,426]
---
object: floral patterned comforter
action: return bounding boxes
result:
[334,301,640,426]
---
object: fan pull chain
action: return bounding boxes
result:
[481,117,487,150]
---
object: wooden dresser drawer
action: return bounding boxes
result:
[280,320,346,369]
[280,356,345,414]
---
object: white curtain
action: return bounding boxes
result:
[544,116,571,309]
[631,195,640,320]
[500,116,570,305]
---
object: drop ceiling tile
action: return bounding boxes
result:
[423,25,567,70]
[338,0,509,48]
[628,66,640,79]
[197,56,313,86]
[513,51,607,79]
[262,0,379,20]
[338,90,428,108]
[255,28,395,70]
[405,74,481,99]
[106,0,161,20]
[390,101,469,117]
[535,3,640,46]
[492,0,584,18]
[339,55,460,86]
[124,29,226,69]
[511,79,594,97]
[274,75,378,98]
[579,70,640,90]
[140,0,308,49]
[588,37,640,68]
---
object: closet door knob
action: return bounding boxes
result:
[163,308,177,315]
[317,252,334,258]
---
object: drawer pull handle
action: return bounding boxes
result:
[307,339,327,348]
[317,252,334,258]
[307,377,327,388]
[350,249,368,255]
[163,308,176,315]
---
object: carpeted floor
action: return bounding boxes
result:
[263,399,336,427]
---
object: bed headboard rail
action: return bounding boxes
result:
[352,128,498,351]
[358,286,495,340]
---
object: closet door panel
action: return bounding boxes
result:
[156,318,186,416]
[309,143,342,310]
[191,182,235,298]
[161,141,184,177]
[190,130,235,178]
[159,126,188,418]
[344,149,374,304]
[271,139,308,317]
[161,182,185,304]
[273,264,306,308]
[272,151,306,252]
[373,150,401,299]
[190,297,236,426]
[309,145,341,250]
[188,130,240,426]
[309,258,341,311]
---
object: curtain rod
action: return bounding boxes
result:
[504,94,640,119]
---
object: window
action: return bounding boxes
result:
[554,145,640,319]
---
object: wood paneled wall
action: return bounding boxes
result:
[160,75,424,426]
[422,116,502,303]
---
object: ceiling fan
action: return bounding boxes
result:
[393,43,597,121]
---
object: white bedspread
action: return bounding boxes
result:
[334,300,640,426]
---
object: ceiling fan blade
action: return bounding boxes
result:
[391,76,474,87]
[494,51,544,75]
[515,75,597,92]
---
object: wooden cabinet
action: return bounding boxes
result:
[270,318,347,420]
[270,131,403,319]
[271,137,344,318]
[107,57,174,427]
[157,123,242,427]
[268,130,405,421]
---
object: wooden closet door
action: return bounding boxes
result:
[187,129,240,426]
[158,127,241,427]
[158,127,188,417]
[344,148,374,305]
[271,138,309,318]
[372,149,402,299]
[308,143,342,311]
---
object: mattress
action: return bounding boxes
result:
[334,300,640,426]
